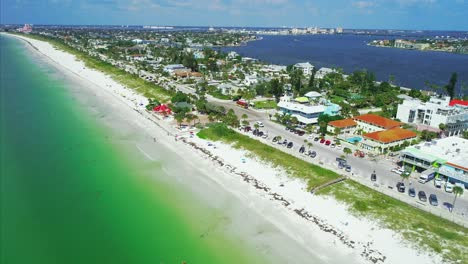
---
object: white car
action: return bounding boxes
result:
[256,121,264,127]
[391,168,404,175]
[434,178,442,188]
[445,182,454,193]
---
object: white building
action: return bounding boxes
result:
[277,97,325,125]
[163,64,187,74]
[293,62,314,75]
[315,67,336,79]
[244,75,258,86]
[400,137,468,188]
[218,83,240,95]
[396,96,468,136]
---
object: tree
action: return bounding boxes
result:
[254,123,260,130]
[270,79,283,103]
[451,186,464,213]
[445,72,457,100]
[307,142,313,149]
[185,113,196,127]
[400,171,410,183]
[334,127,342,136]
[174,112,186,128]
[242,88,256,104]
[241,120,249,127]
[308,67,317,89]
[343,147,352,156]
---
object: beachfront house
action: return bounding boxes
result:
[293,62,314,75]
[315,67,336,79]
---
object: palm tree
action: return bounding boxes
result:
[174,112,186,128]
[343,147,352,156]
[307,142,313,150]
[254,123,260,130]
[401,171,410,183]
[451,186,464,213]
[241,113,248,121]
[185,114,195,127]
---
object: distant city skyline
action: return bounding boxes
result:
[1,0,468,31]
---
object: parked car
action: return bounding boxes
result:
[336,145,342,150]
[408,187,416,197]
[299,145,305,153]
[396,182,406,193]
[320,138,325,144]
[256,121,264,127]
[325,140,331,146]
[336,157,347,165]
[429,194,438,206]
[345,165,352,172]
[391,168,404,175]
[297,130,305,136]
[287,142,293,148]
[445,182,454,193]
[309,151,317,158]
[314,137,320,142]
[418,191,427,202]
[331,143,336,148]
[272,136,280,143]
[434,178,442,188]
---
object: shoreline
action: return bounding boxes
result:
[5,33,443,264]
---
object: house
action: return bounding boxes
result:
[361,128,417,153]
[244,75,258,86]
[163,64,187,74]
[353,114,402,133]
[327,119,357,134]
[304,91,322,100]
[293,62,314,75]
[227,51,239,59]
[399,137,468,188]
[218,83,240,95]
[396,96,468,136]
[315,67,336,79]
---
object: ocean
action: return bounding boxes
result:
[221,34,468,93]
[0,35,264,264]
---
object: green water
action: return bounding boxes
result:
[0,35,260,264]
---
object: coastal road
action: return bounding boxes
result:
[173,83,468,221]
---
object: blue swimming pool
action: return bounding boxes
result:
[347,136,362,143]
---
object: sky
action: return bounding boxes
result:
[1,0,468,30]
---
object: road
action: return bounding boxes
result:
[175,83,468,223]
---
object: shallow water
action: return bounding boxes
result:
[0,35,264,264]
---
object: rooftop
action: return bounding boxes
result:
[403,137,468,170]
[278,101,325,115]
[363,128,417,143]
[449,99,468,107]
[353,114,401,129]
[328,118,357,128]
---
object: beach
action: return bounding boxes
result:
[5,33,443,264]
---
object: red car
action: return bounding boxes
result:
[325,140,331,146]
[320,138,326,144]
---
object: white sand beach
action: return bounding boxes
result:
[6,33,442,264]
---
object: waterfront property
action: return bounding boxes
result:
[396,96,468,136]
[399,137,468,188]
[278,95,341,125]
[353,114,402,133]
[360,127,417,153]
[293,62,314,75]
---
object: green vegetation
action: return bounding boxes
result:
[198,123,467,264]
[19,33,172,102]
[253,100,277,109]
[319,181,467,263]
[197,123,341,189]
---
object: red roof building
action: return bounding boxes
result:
[363,128,417,144]
[328,119,357,128]
[353,114,401,131]
[449,99,468,107]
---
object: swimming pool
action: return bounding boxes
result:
[347,136,362,143]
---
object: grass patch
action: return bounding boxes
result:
[208,90,232,100]
[318,180,468,263]
[15,33,172,102]
[254,100,277,109]
[198,123,467,263]
[197,123,341,189]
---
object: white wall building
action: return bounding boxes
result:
[277,97,325,125]
[400,137,468,188]
[244,75,258,86]
[315,67,336,79]
[396,96,468,136]
[293,62,314,75]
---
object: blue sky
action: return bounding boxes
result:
[1,0,467,30]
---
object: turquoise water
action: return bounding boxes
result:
[347,136,363,143]
[0,35,262,264]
